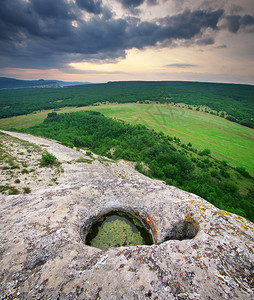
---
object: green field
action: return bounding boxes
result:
[0,81,253,128]
[0,102,253,174]
[0,106,89,130]
[88,103,254,174]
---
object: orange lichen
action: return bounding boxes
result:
[146,216,158,238]
[136,210,157,242]
[185,213,199,229]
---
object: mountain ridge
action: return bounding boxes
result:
[0,77,91,89]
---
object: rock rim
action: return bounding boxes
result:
[0,130,254,299]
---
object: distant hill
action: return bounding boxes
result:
[0,77,60,89]
[0,77,90,89]
[56,80,91,87]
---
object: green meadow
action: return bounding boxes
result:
[0,102,253,174]
[0,106,89,129]
[89,103,254,174]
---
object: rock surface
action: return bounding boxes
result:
[0,130,254,299]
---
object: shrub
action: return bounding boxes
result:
[11,164,19,169]
[9,187,20,195]
[0,185,9,193]
[220,168,230,178]
[23,187,31,194]
[40,152,57,167]
[211,170,218,178]
[200,148,211,156]
[235,167,251,178]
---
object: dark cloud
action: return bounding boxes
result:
[119,0,144,8]
[117,0,157,14]
[76,0,103,14]
[0,0,75,40]
[0,0,41,38]
[155,9,223,42]
[225,15,241,33]
[118,0,157,8]
[166,64,198,68]
[214,44,227,49]
[0,0,250,70]
[32,0,75,19]
[241,14,254,26]
[196,37,214,45]
[225,14,254,33]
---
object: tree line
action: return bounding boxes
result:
[1,81,253,128]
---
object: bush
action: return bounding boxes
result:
[200,148,211,156]
[220,168,230,178]
[21,168,29,174]
[9,186,20,195]
[236,167,251,178]
[23,187,31,194]
[40,152,57,167]
[11,164,19,169]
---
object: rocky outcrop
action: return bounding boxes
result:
[0,131,253,299]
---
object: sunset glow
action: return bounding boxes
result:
[0,0,254,84]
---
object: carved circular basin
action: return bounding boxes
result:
[84,211,154,250]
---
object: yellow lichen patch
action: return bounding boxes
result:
[241,223,248,230]
[194,203,207,213]
[217,211,230,216]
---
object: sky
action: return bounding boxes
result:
[0,0,254,84]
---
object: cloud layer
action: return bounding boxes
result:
[0,0,253,70]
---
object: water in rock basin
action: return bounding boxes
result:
[85,211,153,251]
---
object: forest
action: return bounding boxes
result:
[20,111,254,222]
[0,81,254,128]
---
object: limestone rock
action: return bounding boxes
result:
[0,131,253,299]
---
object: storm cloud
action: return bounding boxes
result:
[117,0,157,9]
[225,14,254,32]
[0,0,253,69]
[76,0,103,14]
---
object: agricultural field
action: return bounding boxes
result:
[89,103,254,174]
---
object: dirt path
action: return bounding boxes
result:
[0,130,84,162]
[0,130,148,195]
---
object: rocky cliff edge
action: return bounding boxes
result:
[0,130,253,299]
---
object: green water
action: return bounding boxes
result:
[85,211,153,251]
